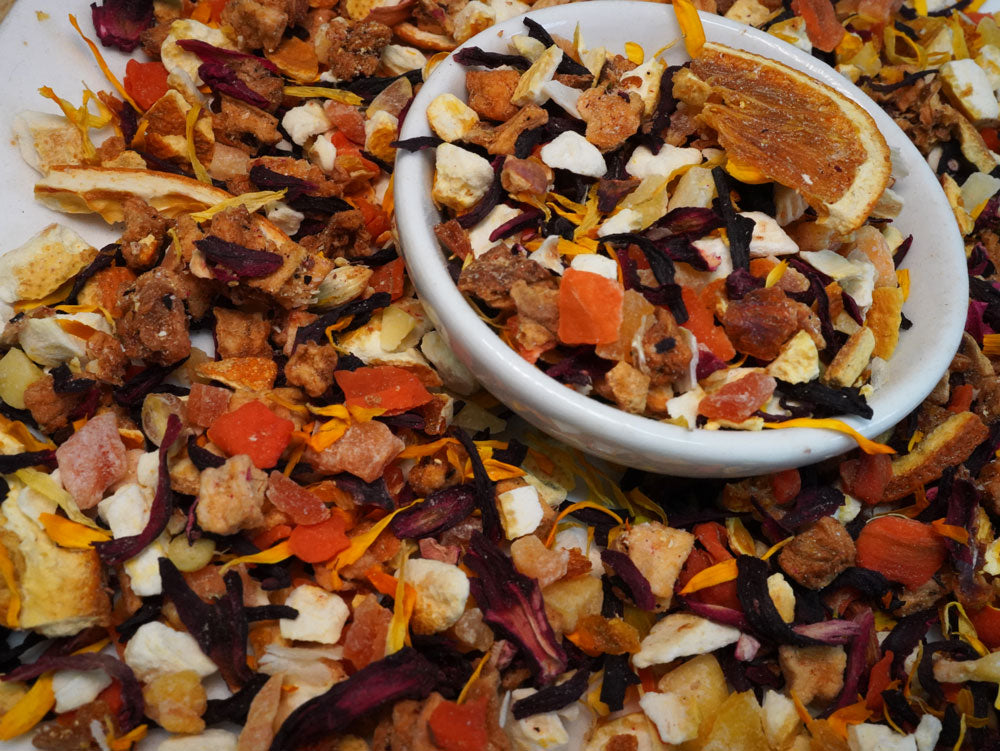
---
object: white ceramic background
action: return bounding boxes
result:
[395,0,969,476]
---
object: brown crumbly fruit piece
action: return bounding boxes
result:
[778,645,847,705]
[778,516,856,589]
[679,42,891,233]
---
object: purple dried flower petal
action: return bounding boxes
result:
[512,668,589,719]
[777,485,845,530]
[711,167,752,271]
[187,435,226,470]
[599,653,640,711]
[658,206,725,236]
[270,648,442,750]
[159,558,253,688]
[600,549,655,611]
[454,429,502,543]
[97,414,181,565]
[682,599,750,630]
[734,633,761,661]
[391,135,444,151]
[294,292,392,346]
[203,673,270,727]
[0,450,56,474]
[199,62,271,109]
[390,484,476,539]
[90,0,153,52]
[453,47,530,70]
[195,236,283,278]
[489,208,541,243]
[456,160,504,229]
[832,608,874,710]
[175,38,278,73]
[792,619,862,644]
[465,531,567,684]
[695,347,727,380]
[737,555,825,647]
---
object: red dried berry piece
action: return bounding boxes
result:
[207,400,294,469]
[698,371,776,423]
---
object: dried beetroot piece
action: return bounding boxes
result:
[711,167,753,271]
[294,292,392,345]
[203,673,270,726]
[736,556,825,647]
[521,18,590,77]
[777,485,845,530]
[391,135,445,152]
[600,550,655,611]
[0,450,56,473]
[175,38,278,72]
[390,484,476,538]
[777,380,873,419]
[453,46,531,70]
[453,428,501,543]
[187,435,226,470]
[245,605,298,622]
[658,206,725,237]
[97,415,181,565]
[511,668,589,719]
[199,62,271,109]
[465,531,567,684]
[114,359,188,407]
[158,558,253,688]
[196,237,283,279]
[489,209,541,243]
[270,648,442,751]
[599,653,640,712]
[4,653,144,730]
[116,596,162,642]
[91,0,154,52]
[249,165,315,198]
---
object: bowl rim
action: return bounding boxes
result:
[394,0,968,475]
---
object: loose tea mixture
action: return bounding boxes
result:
[0,0,999,749]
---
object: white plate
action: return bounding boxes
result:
[395,1,968,476]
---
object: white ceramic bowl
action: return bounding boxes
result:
[395,1,967,477]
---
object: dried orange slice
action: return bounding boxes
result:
[680,42,891,234]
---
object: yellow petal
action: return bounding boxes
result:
[185,104,211,184]
[38,513,111,548]
[0,544,19,627]
[220,540,293,574]
[0,674,54,741]
[624,41,644,65]
[545,501,624,547]
[762,418,896,455]
[724,158,770,184]
[673,0,706,58]
[283,86,363,105]
[765,260,789,289]
[457,651,491,705]
[189,190,288,222]
[677,558,738,595]
[68,14,139,111]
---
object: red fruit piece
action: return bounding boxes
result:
[288,513,350,563]
[207,400,294,469]
[335,366,434,414]
[343,594,392,670]
[791,0,845,52]
[698,371,776,423]
[325,101,367,144]
[839,453,892,505]
[771,469,801,505]
[428,696,490,751]
[369,257,405,300]
[557,268,623,346]
[266,471,331,525]
[855,516,947,590]
[56,412,127,509]
[186,383,232,428]
[124,59,169,111]
[681,286,735,361]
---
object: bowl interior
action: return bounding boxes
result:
[394,1,967,477]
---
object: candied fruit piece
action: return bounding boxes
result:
[701,690,770,751]
[596,290,654,362]
[56,412,127,509]
[680,286,735,361]
[698,371,776,423]
[186,383,232,428]
[142,670,207,734]
[722,286,800,361]
[568,614,640,656]
[266,471,331,525]
[207,400,294,469]
[307,421,404,483]
[343,594,392,670]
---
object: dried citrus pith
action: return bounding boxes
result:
[683,42,891,234]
